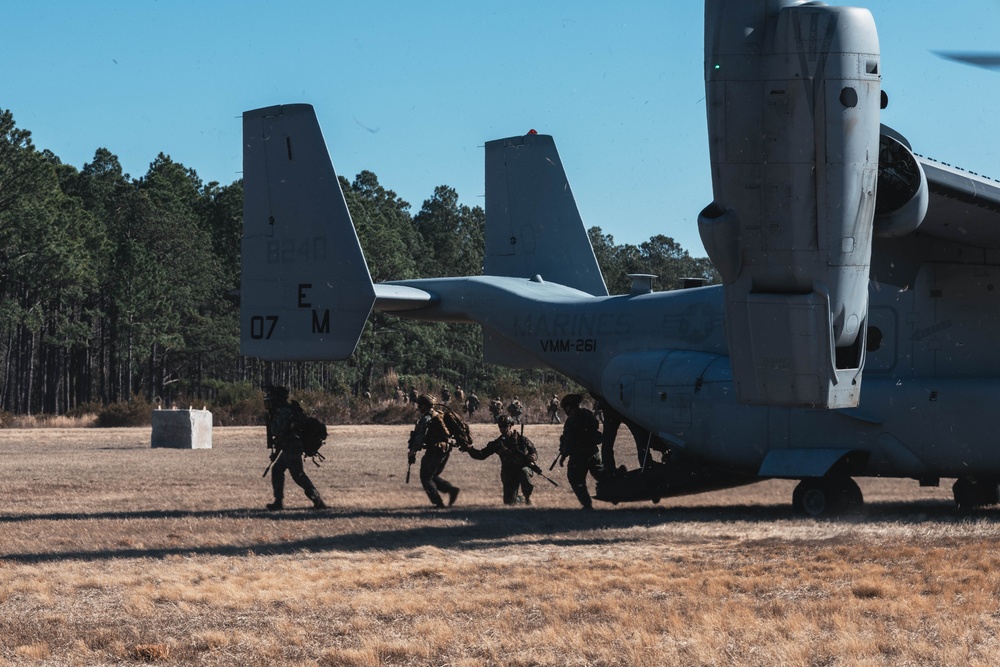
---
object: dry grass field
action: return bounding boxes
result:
[2,423,1000,666]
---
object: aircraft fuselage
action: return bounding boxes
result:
[389,262,1000,483]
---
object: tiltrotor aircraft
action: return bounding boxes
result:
[240,0,1000,516]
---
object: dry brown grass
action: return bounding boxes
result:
[1,424,999,665]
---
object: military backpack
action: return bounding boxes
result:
[435,403,472,448]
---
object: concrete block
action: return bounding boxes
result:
[151,409,213,449]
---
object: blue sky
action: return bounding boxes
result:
[5,1,1000,258]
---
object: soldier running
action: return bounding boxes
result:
[463,415,538,505]
[507,396,524,423]
[557,393,605,510]
[488,397,504,423]
[407,394,460,508]
[547,394,561,424]
[465,393,480,419]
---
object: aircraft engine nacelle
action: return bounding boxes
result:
[874,127,928,238]
[699,0,881,409]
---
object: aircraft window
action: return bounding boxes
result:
[866,326,883,352]
[840,87,858,108]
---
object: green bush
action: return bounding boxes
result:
[96,399,153,427]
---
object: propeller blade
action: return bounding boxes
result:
[935,51,1000,70]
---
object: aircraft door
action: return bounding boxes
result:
[655,351,721,428]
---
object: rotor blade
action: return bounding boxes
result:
[935,51,1000,70]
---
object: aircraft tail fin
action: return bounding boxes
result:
[484,133,609,297]
[240,104,375,361]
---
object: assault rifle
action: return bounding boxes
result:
[262,448,283,478]
[406,428,419,484]
[527,460,560,487]
[262,399,278,477]
[493,434,559,487]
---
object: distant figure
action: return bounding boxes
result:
[409,386,418,404]
[440,385,451,404]
[463,416,538,505]
[547,394,561,424]
[395,385,406,403]
[263,385,327,511]
[407,394,460,508]
[454,385,465,405]
[465,393,480,418]
[558,393,604,510]
[507,396,524,424]
[489,397,504,423]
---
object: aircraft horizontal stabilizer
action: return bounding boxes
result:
[240,104,375,361]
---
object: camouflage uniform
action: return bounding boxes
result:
[547,395,561,424]
[488,398,504,423]
[507,398,524,423]
[409,397,460,508]
[559,395,605,509]
[465,393,480,418]
[265,389,326,510]
[466,418,538,504]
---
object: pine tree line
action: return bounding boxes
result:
[0,109,716,416]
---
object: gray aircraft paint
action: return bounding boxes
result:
[239,2,1000,514]
[700,0,881,409]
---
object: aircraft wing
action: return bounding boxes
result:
[916,157,1000,249]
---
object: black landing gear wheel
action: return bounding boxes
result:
[792,477,863,517]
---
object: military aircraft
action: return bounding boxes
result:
[240,0,1000,516]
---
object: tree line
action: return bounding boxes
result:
[0,108,716,417]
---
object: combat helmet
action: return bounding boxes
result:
[560,393,584,411]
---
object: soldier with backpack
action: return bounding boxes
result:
[407,394,462,508]
[263,385,328,511]
[507,397,524,424]
[557,393,605,510]
[488,397,504,423]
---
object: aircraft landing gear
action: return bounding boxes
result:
[952,477,1000,510]
[792,477,863,517]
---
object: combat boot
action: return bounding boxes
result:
[266,499,284,511]
[309,490,328,510]
[448,488,460,507]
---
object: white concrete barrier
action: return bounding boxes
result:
[151,409,213,449]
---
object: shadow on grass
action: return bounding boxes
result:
[0,499,993,564]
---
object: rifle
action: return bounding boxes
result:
[262,448,283,478]
[406,426,421,485]
[527,460,560,487]
[549,453,561,471]
[495,433,559,487]
[262,400,277,477]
